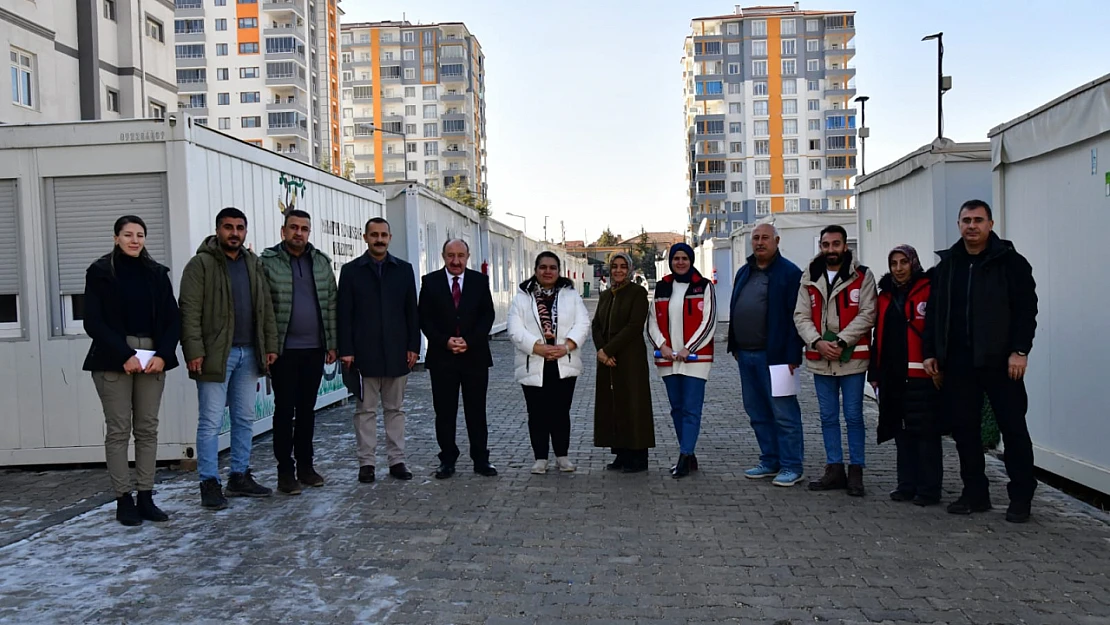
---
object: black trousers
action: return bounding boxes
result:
[946,363,1037,504]
[522,361,576,460]
[270,348,326,473]
[430,365,490,465]
[894,431,943,500]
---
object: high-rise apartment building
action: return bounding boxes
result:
[3,0,177,124]
[339,21,487,197]
[683,5,857,243]
[174,0,344,171]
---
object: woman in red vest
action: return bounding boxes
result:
[647,243,716,478]
[869,245,943,506]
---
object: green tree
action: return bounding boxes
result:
[317,153,331,172]
[343,159,355,181]
[634,227,657,279]
[444,178,491,218]
[596,228,620,246]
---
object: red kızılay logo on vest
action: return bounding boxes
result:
[848,288,860,305]
[917,301,927,317]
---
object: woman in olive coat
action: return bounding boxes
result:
[593,252,655,472]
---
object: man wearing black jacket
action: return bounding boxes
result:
[419,239,497,480]
[923,199,1038,523]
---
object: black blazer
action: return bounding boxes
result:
[82,253,181,372]
[419,268,495,370]
[337,252,420,378]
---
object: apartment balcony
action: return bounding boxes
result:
[824,145,858,156]
[443,149,468,158]
[265,26,306,41]
[383,171,408,181]
[694,171,728,182]
[441,73,467,84]
[693,53,724,64]
[380,114,403,123]
[352,115,374,124]
[381,152,406,160]
[824,44,856,59]
[267,99,308,116]
[351,58,374,67]
[694,92,724,102]
[266,50,308,67]
[826,187,854,198]
[825,66,857,81]
[266,73,307,90]
[175,56,206,68]
[824,86,857,98]
[278,150,310,164]
[174,31,205,44]
[263,0,304,18]
[825,126,857,138]
[441,111,467,121]
[826,168,858,178]
[179,105,208,117]
[174,0,204,18]
[177,81,207,93]
[352,152,375,161]
[694,191,728,202]
[381,95,404,103]
[348,79,373,88]
[440,92,466,102]
[824,107,857,117]
[267,123,309,140]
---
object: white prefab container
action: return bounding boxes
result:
[988,73,1110,493]
[692,238,732,322]
[730,212,859,275]
[0,117,384,466]
[855,139,991,271]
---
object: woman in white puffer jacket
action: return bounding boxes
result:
[508,251,591,475]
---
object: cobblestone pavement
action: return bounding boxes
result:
[3,307,1110,624]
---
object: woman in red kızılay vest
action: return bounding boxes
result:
[869,245,944,506]
[647,243,717,479]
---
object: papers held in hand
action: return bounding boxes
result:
[134,349,157,370]
[770,364,800,397]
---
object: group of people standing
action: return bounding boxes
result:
[82,197,1039,528]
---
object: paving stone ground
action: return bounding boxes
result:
[2,300,1110,624]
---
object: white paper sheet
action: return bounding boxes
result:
[135,349,156,370]
[769,364,800,397]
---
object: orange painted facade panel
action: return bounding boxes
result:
[768,17,784,214]
[236,1,259,46]
[371,29,384,183]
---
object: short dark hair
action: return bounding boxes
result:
[442,238,469,253]
[534,251,561,270]
[283,209,311,226]
[820,224,848,243]
[365,217,390,233]
[216,207,248,228]
[959,199,993,220]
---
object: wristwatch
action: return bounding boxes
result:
[1015,351,1028,357]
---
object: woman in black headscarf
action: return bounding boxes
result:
[870,245,943,506]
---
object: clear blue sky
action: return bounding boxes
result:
[342,0,1110,243]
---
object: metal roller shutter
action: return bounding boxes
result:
[51,174,167,295]
[0,180,17,295]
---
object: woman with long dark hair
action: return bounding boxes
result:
[870,245,943,506]
[508,252,590,474]
[83,215,180,526]
[593,252,654,473]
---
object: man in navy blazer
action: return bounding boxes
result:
[419,238,497,479]
[727,223,807,487]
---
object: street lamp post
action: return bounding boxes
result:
[543,215,551,243]
[504,212,527,235]
[921,33,951,141]
[854,95,870,176]
[369,125,410,181]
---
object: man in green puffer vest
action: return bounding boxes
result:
[259,209,338,496]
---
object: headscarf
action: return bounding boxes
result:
[608,252,634,290]
[888,244,924,287]
[668,242,696,283]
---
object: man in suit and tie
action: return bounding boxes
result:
[419,238,498,480]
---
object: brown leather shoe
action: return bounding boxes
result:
[846,464,865,497]
[807,463,848,491]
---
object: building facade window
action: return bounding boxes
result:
[755,180,771,195]
[727,42,740,55]
[105,88,119,112]
[216,43,228,56]
[753,100,769,115]
[752,20,767,36]
[781,19,797,35]
[755,160,770,176]
[215,18,227,31]
[423,123,438,138]
[146,18,164,42]
[810,179,823,190]
[807,19,820,32]
[9,49,34,108]
[783,80,797,95]
[808,79,819,91]
[728,82,743,94]
[808,99,820,111]
[754,140,770,155]
[240,67,259,79]
[219,117,231,130]
[423,86,436,100]
[752,81,768,96]
[807,59,820,72]
[782,59,797,75]
[783,99,798,114]
[236,17,256,28]
[730,181,743,193]
[239,43,259,54]
[103,0,116,20]
[726,22,740,35]
[729,141,743,154]
[784,179,800,194]
[728,63,740,75]
[781,39,796,55]
[808,119,821,131]
[783,119,798,135]
[728,102,742,114]
[729,122,742,133]
[730,161,743,173]
[756,200,770,215]
[149,101,166,118]
[753,120,769,137]
[752,40,767,57]
[241,116,261,128]
[241,92,260,103]
[218,93,230,105]
[784,139,798,155]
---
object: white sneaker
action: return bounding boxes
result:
[555,456,576,472]
[531,459,548,474]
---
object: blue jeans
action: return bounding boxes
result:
[812,372,866,466]
[737,350,804,473]
[662,374,706,455]
[196,346,259,482]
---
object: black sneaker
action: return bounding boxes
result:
[297,467,326,488]
[946,496,992,515]
[115,493,142,526]
[277,472,302,495]
[137,490,169,522]
[226,470,273,498]
[200,479,229,510]
[1005,501,1032,523]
